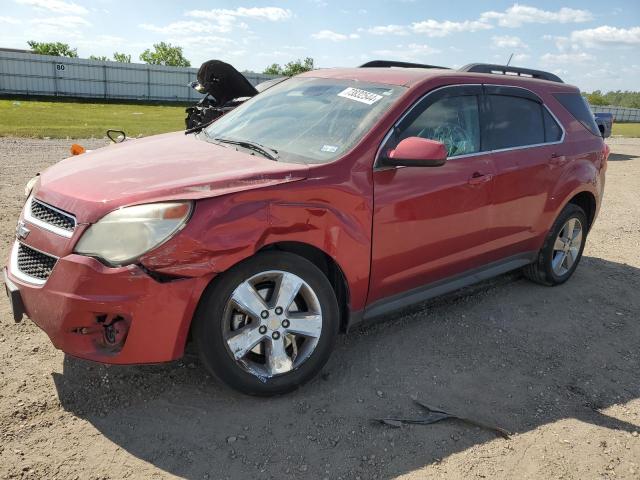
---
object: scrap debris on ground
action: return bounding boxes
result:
[377,398,511,439]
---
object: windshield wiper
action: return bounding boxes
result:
[213,137,279,160]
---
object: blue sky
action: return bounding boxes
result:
[1,0,639,91]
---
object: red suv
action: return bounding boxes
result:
[3,62,608,395]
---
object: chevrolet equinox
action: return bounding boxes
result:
[3,62,608,395]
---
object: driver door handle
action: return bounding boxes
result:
[468,172,493,185]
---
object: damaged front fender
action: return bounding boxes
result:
[139,185,373,313]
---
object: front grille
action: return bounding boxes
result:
[30,199,75,232]
[16,243,57,281]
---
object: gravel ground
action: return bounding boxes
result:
[0,137,639,480]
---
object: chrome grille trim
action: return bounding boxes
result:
[24,196,76,238]
[9,241,59,285]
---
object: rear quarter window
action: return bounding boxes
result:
[553,93,600,136]
[543,109,563,142]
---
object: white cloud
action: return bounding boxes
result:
[511,52,530,62]
[411,19,491,37]
[166,7,291,36]
[30,15,90,27]
[492,35,528,49]
[0,16,22,24]
[140,21,225,35]
[83,34,124,45]
[15,0,88,15]
[361,5,593,41]
[185,7,292,22]
[372,43,441,61]
[570,26,640,48]
[480,4,592,28]
[167,35,233,49]
[367,24,408,36]
[311,30,360,41]
[540,52,595,65]
[76,35,127,51]
[24,14,90,40]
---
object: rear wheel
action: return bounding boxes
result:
[193,251,339,396]
[523,203,588,286]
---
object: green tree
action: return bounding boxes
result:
[89,55,108,61]
[583,90,640,108]
[585,90,607,106]
[263,63,282,75]
[139,42,190,67]
[263,57,314,76]
[113,52,131,63]
[27,41,78,57]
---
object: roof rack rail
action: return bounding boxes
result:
[360,60,449,70]
[459,63,563,83]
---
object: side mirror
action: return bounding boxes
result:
[384,137,447,167]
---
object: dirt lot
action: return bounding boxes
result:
[0,137,639,480]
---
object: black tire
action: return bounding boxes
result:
[523,203,588,286]
[193,251,340,396]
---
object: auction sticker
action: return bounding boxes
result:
[338,87,383,105]
[321,145,338,153]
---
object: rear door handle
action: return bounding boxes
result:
[468,172,493,185]
[550,153,567,165]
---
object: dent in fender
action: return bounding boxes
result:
[140,198,371,312]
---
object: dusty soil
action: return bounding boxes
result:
[0,137,639,480]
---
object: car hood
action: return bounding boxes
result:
[34,131,308,223]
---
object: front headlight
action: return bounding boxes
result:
[74,202,193,266]
[25,175,39,197]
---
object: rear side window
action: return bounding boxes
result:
[543,109,563,142]
[487,95,544,149]
[553,93,600,136]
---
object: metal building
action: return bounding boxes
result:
[0,50,277,102]
[591,105,640,123]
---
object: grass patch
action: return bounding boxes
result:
[0,99,185,138]
[612,123,640,138]
[3,99,640,140]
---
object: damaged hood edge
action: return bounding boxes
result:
[33,132,309,223]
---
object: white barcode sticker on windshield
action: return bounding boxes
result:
[321,145,338,153]
[337,87,383,105]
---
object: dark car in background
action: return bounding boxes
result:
[594,112,613,138]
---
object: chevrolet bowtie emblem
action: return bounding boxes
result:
[16,221,30,240]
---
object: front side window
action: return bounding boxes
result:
[390,94,481,157]
[203,77,404,164]
[487,94,545,149]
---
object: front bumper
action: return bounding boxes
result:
[4,246,213,364]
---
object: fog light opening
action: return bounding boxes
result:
[103,315,128,346]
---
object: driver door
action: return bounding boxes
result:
[368,85,496,305]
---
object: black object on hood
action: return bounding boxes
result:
[196,60,258,106]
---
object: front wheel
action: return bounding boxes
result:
[523,203,588,286]
[193,251,340,396]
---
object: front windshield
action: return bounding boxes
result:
[204,77,405,164]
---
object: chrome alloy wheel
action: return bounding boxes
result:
[222,270,323,379]
[551,217,583,276]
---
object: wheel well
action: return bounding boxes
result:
[568,191,596,230]
[259,242,350,332]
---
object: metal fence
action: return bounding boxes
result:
[590,105,640,123]
[3,51,640,121]
[0,51,277,102]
